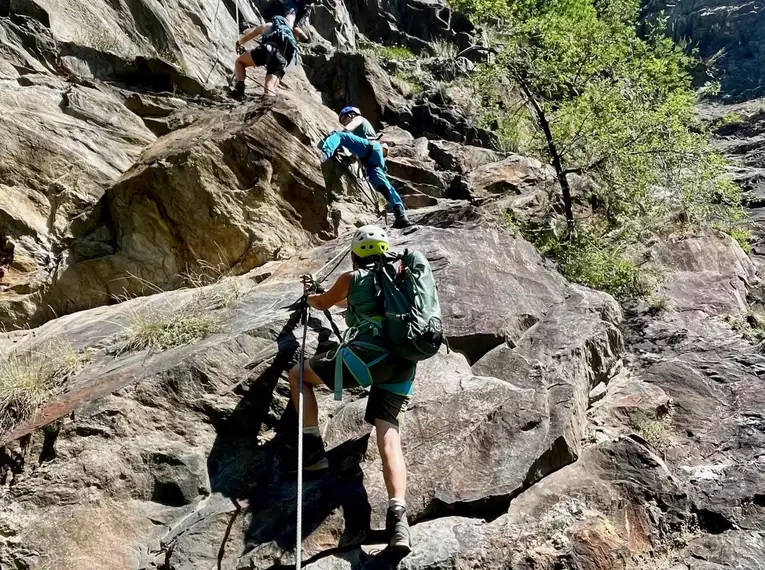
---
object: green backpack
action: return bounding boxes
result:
[374,250,443,361]
[263,15,298,64]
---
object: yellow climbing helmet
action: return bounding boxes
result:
[352,225,389,258]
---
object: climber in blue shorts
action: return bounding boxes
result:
[319,130,412,228]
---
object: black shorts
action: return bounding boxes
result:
[308,345,415,428]
[250,44,288,79]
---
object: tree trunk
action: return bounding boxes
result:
[516,76,575,228]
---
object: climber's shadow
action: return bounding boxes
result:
[206,303,374,562]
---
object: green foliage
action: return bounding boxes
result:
[726,309,765,343]
[363,43,416,61]
[630,410,673,448]
[647,295,671,315]
[393,69,426,96]
[714,112,745,128]
[534,224,656,301]
[431,39,458,59]
[88,29,121,53]
[0,339,80,433]
[728,226,752,253]
[454,0,748,298]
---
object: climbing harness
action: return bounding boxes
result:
[295,298,309,569]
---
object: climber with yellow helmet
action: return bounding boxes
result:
[287,225,413,554]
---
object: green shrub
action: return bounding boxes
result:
[715,112,745,128]
[87,29,120,53]
[535,224,656,301]
[431,39,458,59]
[726,310,765,343]
[0,339,80,433]
[452,0,747,250]
[647,295,671,315]
[630,410,673,448]
[728,226,752,253]
[363,43,416,61]
[392,69,425,96]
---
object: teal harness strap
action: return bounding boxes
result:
[333,342,388,401]
[375,373,416,397]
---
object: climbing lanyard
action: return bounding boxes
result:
[333,155,387,220]
[295,300,309,569]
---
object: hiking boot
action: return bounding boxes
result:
[285,434,328,473]
[229,81,245,101]
[392,205,412,229]
[260,91,277,105]
[385,504,412,555]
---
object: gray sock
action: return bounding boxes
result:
[303,426,320,437]
[389,497,406,509]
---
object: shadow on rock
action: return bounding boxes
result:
[206,304,375,564]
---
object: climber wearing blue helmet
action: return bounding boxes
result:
[338,106,377,139]
[320,107,411,228]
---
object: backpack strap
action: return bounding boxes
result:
[265,16,299,65]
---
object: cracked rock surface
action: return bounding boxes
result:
[1,0,765,569]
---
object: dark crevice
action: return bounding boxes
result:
[216,501,242,570]
[0,435,30,486]
[418,494,512,526]
[695,508,735,534]
[522,436,576,489]
[447,332,504,364]
[38,421,61,464]
[152,480,188,507]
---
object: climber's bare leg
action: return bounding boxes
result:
[263,74,281,97]
[235,52,254,82]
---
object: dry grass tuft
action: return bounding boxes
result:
[116,297,222,355]
[0,338,80,433]
[630,410,673,448]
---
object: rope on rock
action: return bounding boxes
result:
[204,0,241,86]
[295,300,310,569]
[204,0,224,85]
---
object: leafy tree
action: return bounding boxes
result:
[451,0,744,237]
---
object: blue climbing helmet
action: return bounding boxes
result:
[338,106,361,121]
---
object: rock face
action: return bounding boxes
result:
[43,95,342,320]
[700,98,765,265]
[2,0,765,569]
[0,0,545,329]
[645,0,765,100]
[0,222,624,570]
